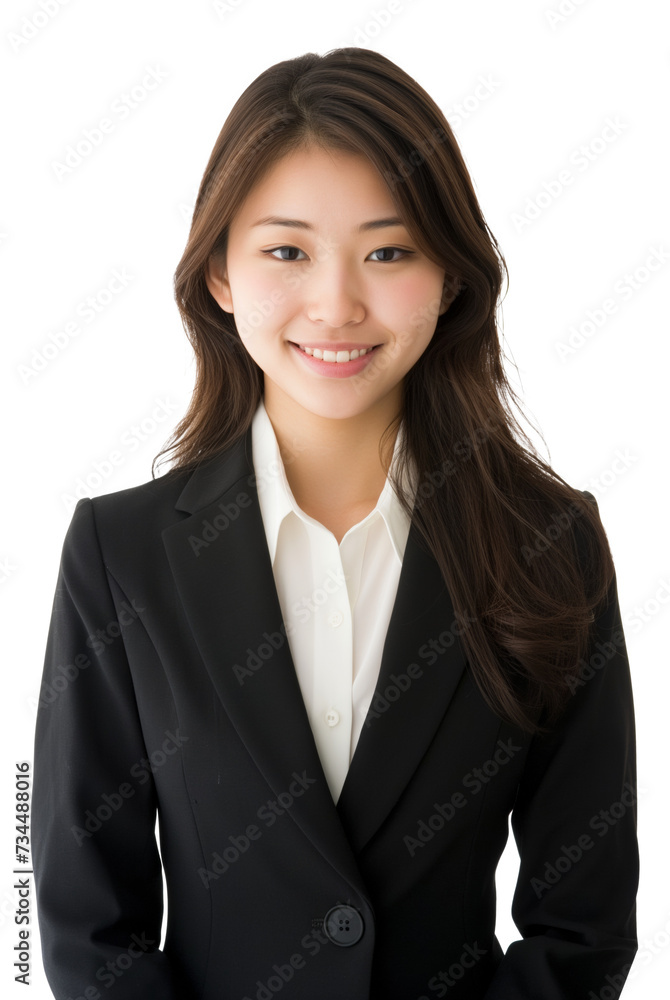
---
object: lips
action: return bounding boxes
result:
[288,342,382,364]
[288,340,381,377]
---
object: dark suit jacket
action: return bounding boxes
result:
[31,427,639,999]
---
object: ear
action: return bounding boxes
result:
[438,273,463,316]
[205,255,234,314]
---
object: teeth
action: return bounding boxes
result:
[298,345,374,363]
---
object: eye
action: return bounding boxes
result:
[262,246,308,262]
[368,247,414,263]
[261,245,415,264]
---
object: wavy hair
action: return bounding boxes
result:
[154,47,614,734]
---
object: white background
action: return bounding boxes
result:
[1,0,668,996]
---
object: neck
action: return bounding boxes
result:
[262,380,402,517]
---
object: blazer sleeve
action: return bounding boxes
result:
[484,498,639,998]
[31,498,183,998]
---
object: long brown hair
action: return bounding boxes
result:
[155,47,614,734]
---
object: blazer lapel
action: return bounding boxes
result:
[336,521,468,852]
[162,426,468,876]
[162,429,367,893]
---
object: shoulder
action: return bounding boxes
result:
[60,466,197,587]
[61,434,253,584]
[571,488,608,573]
[92,465,192,521]
[70,465,192,538]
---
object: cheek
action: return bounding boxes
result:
[228,266,294,342]
[379,273,445,339]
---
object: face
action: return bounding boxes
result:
[205,144,454,424]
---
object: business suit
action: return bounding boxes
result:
[32,424,638,999]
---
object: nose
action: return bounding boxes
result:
[304,258,366,328]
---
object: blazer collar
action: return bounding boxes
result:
[163,425,468,891]
[171,427,253,515]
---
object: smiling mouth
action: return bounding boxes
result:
[290,343,382,363]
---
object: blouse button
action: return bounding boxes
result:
[325,708,340,727]
[328,610,344,627]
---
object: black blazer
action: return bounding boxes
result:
[31,426,639,999]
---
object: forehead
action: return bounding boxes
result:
[231,145,401,231]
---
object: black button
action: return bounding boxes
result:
[323,904,364,947]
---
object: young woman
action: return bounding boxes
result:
[32,47,638,999]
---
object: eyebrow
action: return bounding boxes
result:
[250,215,407,233]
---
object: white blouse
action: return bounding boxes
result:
[251,397,418,803]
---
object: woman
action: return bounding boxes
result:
[32,47,638,998]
